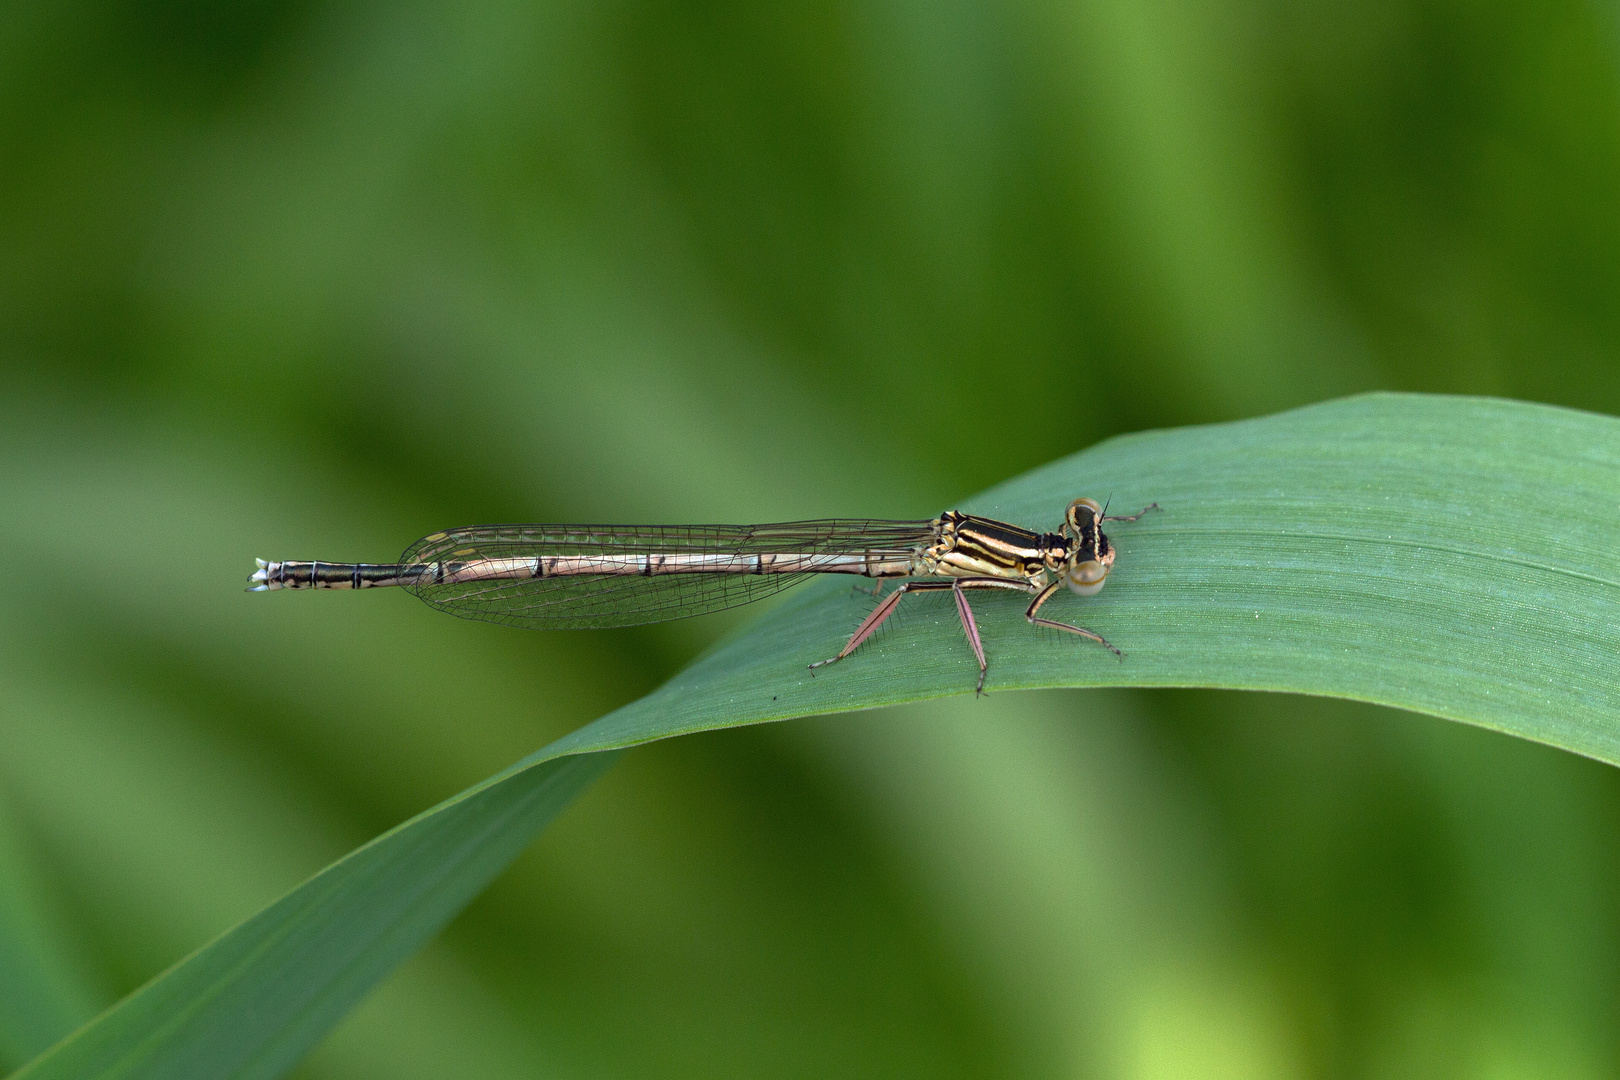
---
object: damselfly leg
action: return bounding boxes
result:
[1025,579,1119,656]
[1103,502,1161,523]
[811,576,1038,694]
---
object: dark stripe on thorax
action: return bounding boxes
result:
[955,517,1044,566]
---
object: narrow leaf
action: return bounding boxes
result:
[16,752,618,1080]
[22,392,1620,1079]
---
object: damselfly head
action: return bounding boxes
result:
[1062,501,1101,531]
[1066,497,1104,534]
[1066,542,1115,596]
[1064,498,1115,595]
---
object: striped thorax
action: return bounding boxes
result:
[920,498,1117,595]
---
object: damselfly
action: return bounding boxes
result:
[249,499,1158,692]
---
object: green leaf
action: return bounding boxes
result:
[20,392,1620,1079]
[552,390,1620,762]
[14,751,619,1080]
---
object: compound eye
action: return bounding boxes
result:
[1067,498,1103,530]
[1067,559,1108,596]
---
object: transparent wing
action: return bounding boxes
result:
[399,520,934,629]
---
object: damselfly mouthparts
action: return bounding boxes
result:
[249,499,1158,692]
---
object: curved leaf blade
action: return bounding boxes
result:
[557,392,1620,763]
[15,752,619,1080]
[20,392,1620,1079]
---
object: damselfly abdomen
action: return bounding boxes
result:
[249,499,1157,692]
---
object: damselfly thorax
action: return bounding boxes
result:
[250,498,1158,693]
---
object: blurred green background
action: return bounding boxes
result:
[4,1,1620,1076]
